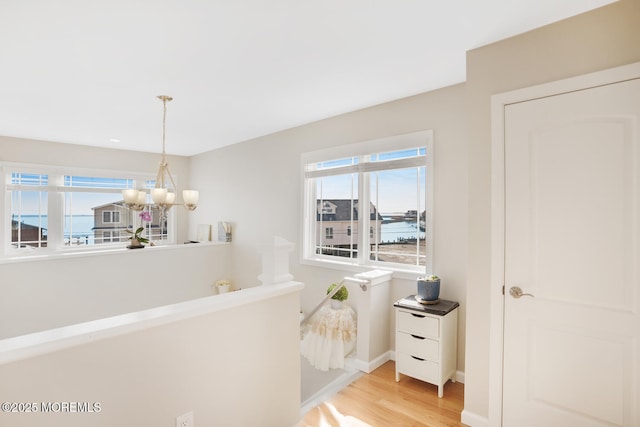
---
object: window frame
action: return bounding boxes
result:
[1,162,177,257]
[102,211,121,224]
[301,130,434,275]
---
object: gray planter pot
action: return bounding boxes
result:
[417,278,440,301]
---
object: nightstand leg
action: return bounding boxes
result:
[438,385,443,398]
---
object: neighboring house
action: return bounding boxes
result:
[11,220,47,247]
[92,201,166,244]
[316,199,383,248]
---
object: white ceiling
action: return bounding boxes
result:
[0,0,616,156]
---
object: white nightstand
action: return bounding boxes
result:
[394,296,459,398]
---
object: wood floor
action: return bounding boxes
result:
[297,361,467,427]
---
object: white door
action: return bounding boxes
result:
[503,78,640,426]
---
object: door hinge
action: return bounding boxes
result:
[502,285,505,295]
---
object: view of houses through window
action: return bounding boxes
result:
[7,171,170,251]
[314,175,427,267]
[304,131,433,271]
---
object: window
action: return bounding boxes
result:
[102,211,121,224]
[1,165,175,255]
[103,230,120,243]
[9,173,48,248]
[325,227,334,239]
[302,131,433,272]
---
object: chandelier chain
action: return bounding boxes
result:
[162,97,166,156]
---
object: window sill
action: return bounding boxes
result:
[300,256,427,281]
[0,241,229,265]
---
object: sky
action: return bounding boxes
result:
[10,173,148,215]
[316,167,426,214]
[313,147,428,214]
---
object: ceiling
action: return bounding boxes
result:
[0,0,616,156]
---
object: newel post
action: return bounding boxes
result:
[257,236,295,286]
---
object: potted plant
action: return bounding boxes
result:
[215,279,232,294]
[327,283,349,309]
[126,227,149,248]
[417,274,440,303]
[126,211,151,249]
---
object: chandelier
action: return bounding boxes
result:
[122,95,199,217]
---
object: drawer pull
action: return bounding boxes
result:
[411,334,425,340]
[411,355,425,361]
[411,313,426,318]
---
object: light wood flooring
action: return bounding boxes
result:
[297,361,466,427]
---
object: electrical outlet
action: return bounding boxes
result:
[176,411,193,427]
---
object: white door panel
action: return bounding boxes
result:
[503,79,640,426]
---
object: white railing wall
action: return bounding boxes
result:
[0,242,232,339]
[0,237,303,427]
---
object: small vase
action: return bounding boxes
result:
[417,278,440,302]
[217,284,231,294]
[128,238,145,249]
[330,300,343,309]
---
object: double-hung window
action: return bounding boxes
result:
[1,164,174,256]
[302,130,433,273]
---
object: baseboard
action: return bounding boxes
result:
[460,410,489,427]
[354,351,391,373]
[300,369,363,417]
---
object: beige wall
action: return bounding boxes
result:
[465,0,640,420]
[190,83,469,372]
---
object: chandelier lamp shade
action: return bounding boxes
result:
[122,188,147,211]
[122,95,199,214]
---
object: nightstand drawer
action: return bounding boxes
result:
[397,310,439,338]
[398,352,438,383]
[397,331,439,361]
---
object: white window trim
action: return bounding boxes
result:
[0,162,177,258]
[300,130,434,275]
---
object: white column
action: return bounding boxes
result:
[257,236,295,286]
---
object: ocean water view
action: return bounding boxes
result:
[379,217,425,243]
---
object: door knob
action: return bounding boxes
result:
[509,286,534,299]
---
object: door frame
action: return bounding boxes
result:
[488,61,640,426]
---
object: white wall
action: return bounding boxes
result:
[0,283,302,427]
[0,244,231,339]
[189,83,469,372]
[464,0,640,421]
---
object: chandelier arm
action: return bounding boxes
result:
[165,164,177,192]
[155,162,166,188]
